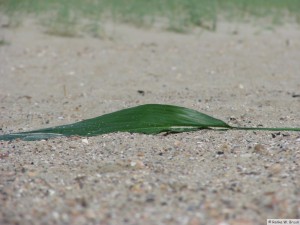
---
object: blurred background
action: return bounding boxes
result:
[1,0,299,37]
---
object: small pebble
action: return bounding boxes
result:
[137,152,145,157]
[174,140,181,147]
[253,144,267,154]
[188,216,202,225]
[220,144,230,154]
[130,160,145,169]
[269,163,282,175]
[82,138,89,144]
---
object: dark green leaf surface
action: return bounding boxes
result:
[0,104,231,141]
[0,104,299,141]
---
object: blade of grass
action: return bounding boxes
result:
[0,104,229,141]
[232,127,300,132]
[0,104,299,141]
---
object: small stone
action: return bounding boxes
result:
[82,138,89,144]
[137,152,145,157]
[52,211,60,220]
[130,160,145,169]
[188,216,202,225]
[130,161,137,167]
[137,90,145,96]
[130,183,144,193]
[216,151,224,155]
[48,189,56,196]
[145,194,155,203]
[269,163,282,175]
[219,143,231,154]
[27,171,38,177]
[174,140,181,147]
[253,144,267,154]
[85,209,96,219]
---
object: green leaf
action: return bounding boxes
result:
[0,104,299,141]
[0,104,230,141]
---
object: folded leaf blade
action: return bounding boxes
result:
[0,104,231,141]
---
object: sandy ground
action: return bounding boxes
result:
[0,16,300,225]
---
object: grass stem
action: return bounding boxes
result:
[232,127,300,132]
